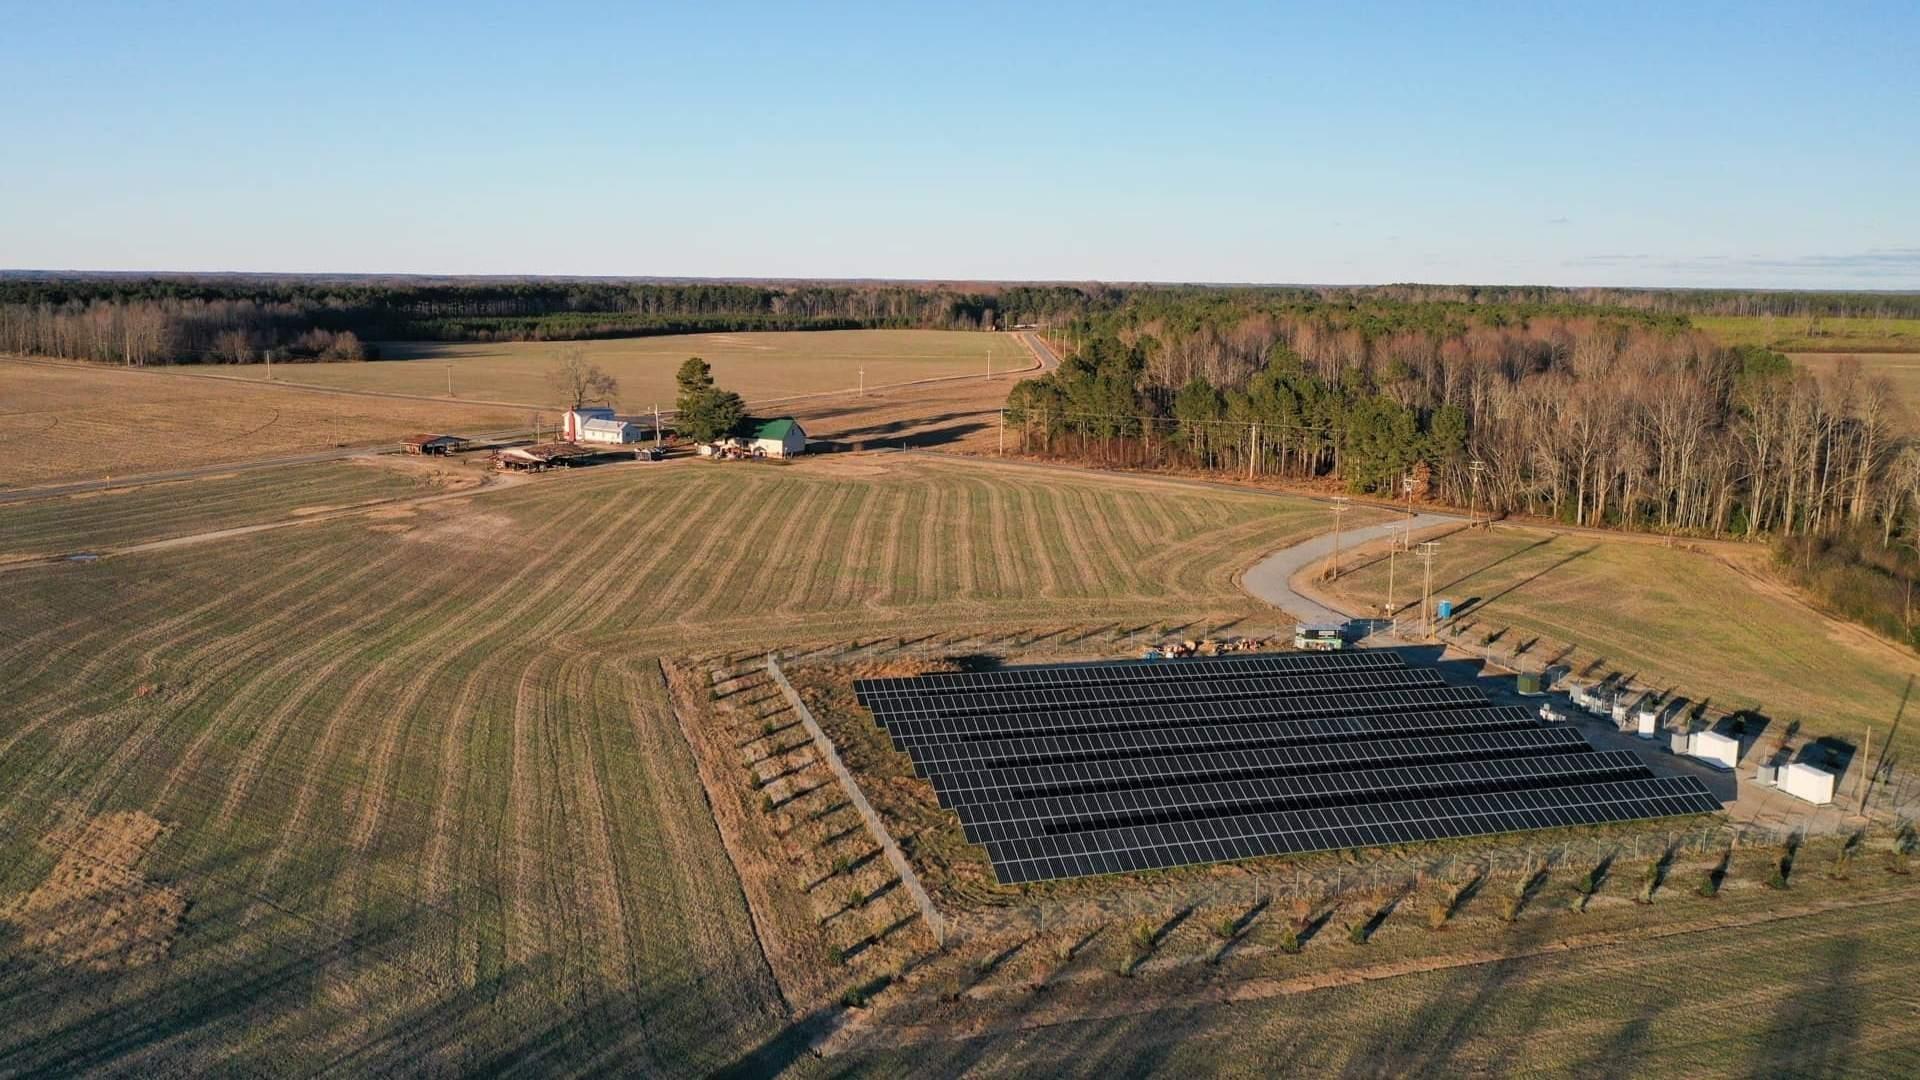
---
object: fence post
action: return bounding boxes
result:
[766,653,949,948]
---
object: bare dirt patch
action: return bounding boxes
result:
[398,508,517,548]
[799,456,897,479]
[1,810,187,971]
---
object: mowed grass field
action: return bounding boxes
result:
[1321,526,1920,763]
[0,359,526,489]
[0,459,453,562]
[0,457,1329,1074]
[271,330,1032,410]
[825,888,1920,1076]
[1694,313,1920,354]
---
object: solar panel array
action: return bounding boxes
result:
[855,650,1723,884]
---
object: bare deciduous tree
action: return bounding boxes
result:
[548,350,619,409]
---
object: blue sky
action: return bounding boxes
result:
[3,2,1916,287]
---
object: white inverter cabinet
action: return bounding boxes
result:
[1780,761,1836,805]
[1687,730,1740,770]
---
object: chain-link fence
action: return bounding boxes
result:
[947,816,1903,944]
[737,627,1916,948]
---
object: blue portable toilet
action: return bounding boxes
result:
[1436,599,1454,620]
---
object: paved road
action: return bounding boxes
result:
[1241,512,1465,623]
[1018,330,1062,371]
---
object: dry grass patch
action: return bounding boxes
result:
[1,811,185,972]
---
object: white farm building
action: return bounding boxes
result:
[562,407,617,441]
[744,417,807,457]
[578,417,646,445]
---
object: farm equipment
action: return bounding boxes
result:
[1293,623,1346,652]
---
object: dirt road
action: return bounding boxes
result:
[1240,513,1465,622]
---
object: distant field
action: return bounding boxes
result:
[1693,313,1920,353]
[1790,352,1920,415]
[0,456,1326,1073]
[1319,526,1920,763]
[259,330,1030,410]
[0,359,525,489]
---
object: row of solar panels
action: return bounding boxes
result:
[958,750,1650,844]
[929,724,1594,808]
[852,653,1722,884]
[904,704,1538,774]
[987,777,1723,883]
[868,667,1442,723]
[854,648,1402,704]
[884,685,1491,747]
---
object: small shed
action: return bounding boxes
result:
[562,407,617,442]
[578,417,645,445]
[746,417,807,458]
[492,442,599,472]
[403,433,467,456]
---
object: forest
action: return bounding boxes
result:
[0,277,1101,364]
[1006,292,1920,643]
[3,273,1917,367]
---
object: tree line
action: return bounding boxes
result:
[1007,299,1915,545]
[6,272,1913,369]
[0,277,1100,364]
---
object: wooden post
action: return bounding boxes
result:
[1419,541,1440,638]
[1858,726,1873,815]
[1328,496,1350,581]
[767,654,949,946]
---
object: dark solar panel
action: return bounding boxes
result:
[958,751,1651,843]
[928,724,1594,808]
[854,649,1399,705]
[905,706,1539,774]
[885,685,1490,747]
[866,667,1445,723]
[986,776,1723,883]
[851,650,1723,884]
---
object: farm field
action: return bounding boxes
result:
[0,458,458,562]
[265,330,1032,410]
[0,456,1335,1073]
[821,875,1920,1076]
[1317,526,1920,764]
[0,358,526,489]
[1694,313,1920,354]
[1790,352,1920,415]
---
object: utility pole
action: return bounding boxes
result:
[1469,459,1487,529]
[859,367,865,397]
[1418,541,1440,638]
[1327,496,1351,580]
[1247,422,1258,482]
[264,348,271,381]
[1402,474,1416,550]
[654,403,662,447]
[1385,541,1398,629]
[446,362,454,398]
[997,409,1005,456]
